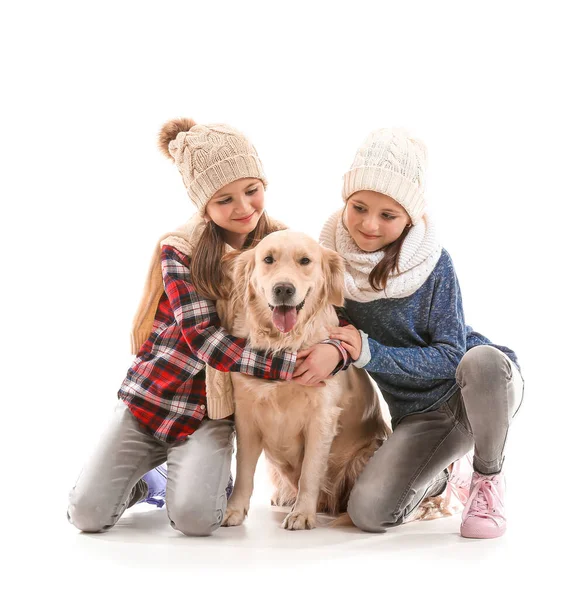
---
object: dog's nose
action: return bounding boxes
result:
[273,282,296,300]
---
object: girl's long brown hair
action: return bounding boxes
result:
[342,205,412,292]
[190,212,281,300]
[369,226,411,291]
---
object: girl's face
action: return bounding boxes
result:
[344,190,411,252]
[205,178,265,236]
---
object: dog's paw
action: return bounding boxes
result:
[282,511,317,530]
[221,505,247,527]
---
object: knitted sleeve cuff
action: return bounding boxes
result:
[353,330,371,369]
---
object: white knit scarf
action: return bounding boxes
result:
[319,209,442,302]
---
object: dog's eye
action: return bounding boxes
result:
[299,257,311,265]
[264,256,275,264]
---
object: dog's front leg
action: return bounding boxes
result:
[282,420,335,531]
[222,415,263,527]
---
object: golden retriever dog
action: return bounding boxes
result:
[217,230,390,530]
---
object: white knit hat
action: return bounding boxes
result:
[159,118,268,214]
[342,128,428,225]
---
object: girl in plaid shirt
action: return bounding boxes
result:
[67,119,347,536]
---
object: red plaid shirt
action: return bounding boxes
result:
[119,245,348,443]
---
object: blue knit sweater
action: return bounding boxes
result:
[344,249,519,427]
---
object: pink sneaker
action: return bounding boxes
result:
[460,471,507,539]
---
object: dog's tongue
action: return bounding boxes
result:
[272,306,298,333]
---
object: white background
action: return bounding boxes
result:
[2,1,579,597]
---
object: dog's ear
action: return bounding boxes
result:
[232,248,257,305]
[322,247,345,307]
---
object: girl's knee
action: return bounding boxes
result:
[347,483,400,533]
[168,498,224,536]
[67,490,113,533]
[457,346,511,386]
[169,510,222,536]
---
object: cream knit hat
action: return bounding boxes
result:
[342,128,428,225]
[159,118,268,213]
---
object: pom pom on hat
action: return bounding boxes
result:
[158,118,197,160]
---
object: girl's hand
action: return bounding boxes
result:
[329,325,362,361]
[292,344,342,386]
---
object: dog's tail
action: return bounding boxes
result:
[326,495,460,529]
[326,512,355,528]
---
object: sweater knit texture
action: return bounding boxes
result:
[343,249,519,427]
[342,128,427,225]
[168,123,267,213]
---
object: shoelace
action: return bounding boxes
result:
[444,459,472,508]
[462,474,504,526]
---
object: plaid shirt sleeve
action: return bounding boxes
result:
[161,245,295,380]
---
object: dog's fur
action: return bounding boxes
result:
[217,230,390,530]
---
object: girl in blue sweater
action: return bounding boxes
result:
[317,128,524,538]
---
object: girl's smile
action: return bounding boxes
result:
[358,230,382,240]
[233,211,257,223]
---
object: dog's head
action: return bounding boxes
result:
[231,230,344,334]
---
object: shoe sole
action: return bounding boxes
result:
[461,524,506,539]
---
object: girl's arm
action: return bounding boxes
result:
[161,245,295,380]
[345,267,466,380]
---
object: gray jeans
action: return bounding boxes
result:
[347,345,524,533]
[67,403,234,536]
